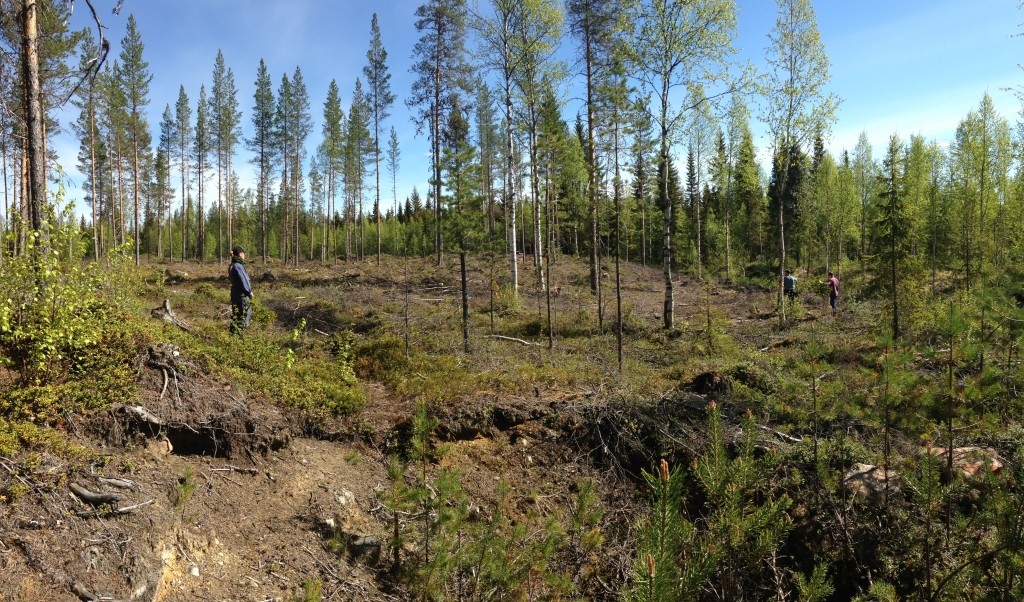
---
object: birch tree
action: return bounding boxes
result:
[761,0,838,316]
[628,0,740,329]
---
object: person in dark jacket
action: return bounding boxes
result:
[228,246,253,334]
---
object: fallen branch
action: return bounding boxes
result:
[211,465,259,476]
[98,477,138,490]
[122,405,163,427]
[75,499,155,518]
[69,482,121,507]
[73,580,133,602]
[759,337,795,352]
[757,424,802,444]
[485,335,544,347]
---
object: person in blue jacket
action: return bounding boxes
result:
[228,246,253,334]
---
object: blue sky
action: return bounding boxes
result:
[51,0,1024,214]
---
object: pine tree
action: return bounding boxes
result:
[275,74,293,261]
[248,59,275,262]
[157,104,176,259]
[118,14,152,265]
[320,79,344,260]
[289,67,312,266]
[174,86,193,261]
[345,78,371,260]
[209,50,242,261]
[194,85,210,261]
[364,13,396,265]
[408,0,470,267]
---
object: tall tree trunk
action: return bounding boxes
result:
[529,110,544,291]
[614,112,623,370]
[584,15,598,295]
[660,95,673,330]
[89,95,100,260]
[217,142,223,263]
[227,152,233,255]
[503,47,518,291]
[22,0,47,251]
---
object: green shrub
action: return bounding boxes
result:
[354,333,408,386]
[192,282,224,302]
[0,203,140,426]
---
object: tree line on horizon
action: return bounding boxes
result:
[1,0,1022,334]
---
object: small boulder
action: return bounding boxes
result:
[164,268,190,284]
[259,271,278,283]
[844,463,900,498]
[930,447,1003,478]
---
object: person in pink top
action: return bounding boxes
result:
[826,272,839,316]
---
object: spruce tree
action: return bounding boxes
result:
[72,29,103,259]
[872,135,909,340]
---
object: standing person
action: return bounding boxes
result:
[229,246,253,334]
[783,269,797,302]
[827,271,840,316]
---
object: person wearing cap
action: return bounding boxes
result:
[228,246,253,334]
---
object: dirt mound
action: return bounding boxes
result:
[87,343,292,461]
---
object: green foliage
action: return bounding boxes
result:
[379,401,596,600]
[167,322,365,422]
[629,403,792,600]
[353,333,408,387]
[0,201,140,441]
[795,563,834,601]
[291,579,323,602]
[0,209,135,385]
[174,466,197,516]
[0,417,86,460]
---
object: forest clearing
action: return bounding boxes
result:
[1,252,1021,601]
[4,0,1024,600]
